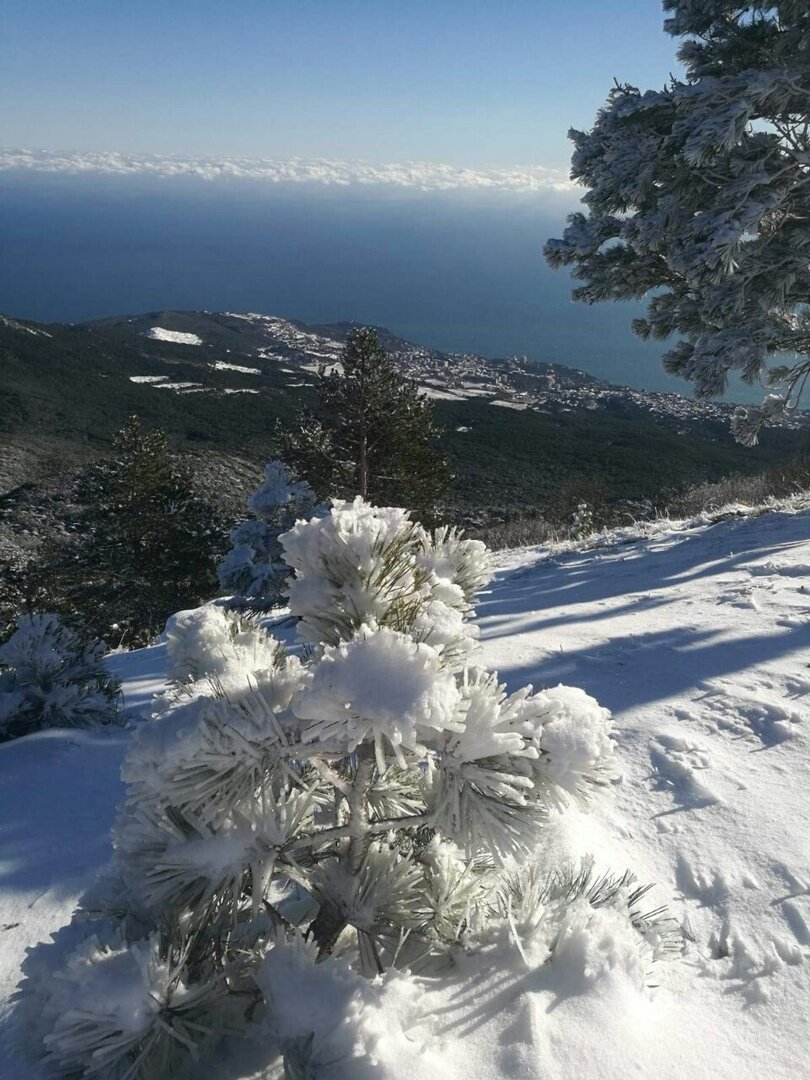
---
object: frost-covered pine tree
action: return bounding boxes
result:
[570,501,594,540]
[0,613,120,742]
[545,1,810,444]
[218,460,317,611]
[18,499,678,1079]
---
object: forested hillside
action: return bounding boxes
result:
[1,311,805,517]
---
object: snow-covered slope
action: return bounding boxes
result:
[1,509,808,1078]
[475,507,810,1079]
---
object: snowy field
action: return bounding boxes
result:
[1,507,808,1078]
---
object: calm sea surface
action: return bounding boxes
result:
[0,173,760,402]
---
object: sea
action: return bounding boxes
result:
[0,171,760,401]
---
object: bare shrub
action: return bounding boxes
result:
[668,453,810,518]
[472,516,561,550]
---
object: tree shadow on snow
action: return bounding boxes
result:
[491,622,809,713]
[477,513,810,712]
[0,730,127,896]
[482,530,805,625]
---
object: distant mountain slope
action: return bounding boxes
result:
[0,310,806,513]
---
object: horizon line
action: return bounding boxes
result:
[0,148,575,194]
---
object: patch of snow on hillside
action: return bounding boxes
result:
[472,507,810,1078]
[153,381,207,393]
[212,360,261,375]
[145,327,203,345]
[300,361,342,375]
[419,385,469,401]
[0,317,53,338]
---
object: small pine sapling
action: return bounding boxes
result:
[278,327,451,517]
[218,460,317,611]
[20,499,678,1078]
[164,604,286,685]
[0,612,120,742]
[570,502,594,540]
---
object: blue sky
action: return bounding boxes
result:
[1,0,680,168]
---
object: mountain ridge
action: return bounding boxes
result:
[1,308,806,523]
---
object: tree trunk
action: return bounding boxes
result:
[310,746,375,958]
[358,431,368,498]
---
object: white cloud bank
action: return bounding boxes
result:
[0,148,573,193]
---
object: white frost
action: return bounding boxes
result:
[294,624,461,768]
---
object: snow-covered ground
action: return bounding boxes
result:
[1,509,808,1078]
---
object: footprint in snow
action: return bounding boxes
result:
[710,694,804,747]
[675,854,729,909]
[715,586,760,610]
[770,862,810,904]
[649,734,721,811]
[745,561,808,580]
[784,676,810,697]
[780,901,810,946]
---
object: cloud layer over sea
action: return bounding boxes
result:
[0,149,573,194]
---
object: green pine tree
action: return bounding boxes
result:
[278,327,451,517]
[54,417,222,646]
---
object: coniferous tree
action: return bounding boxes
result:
[545,1,810,443]
[56,417,221,646]
[0,552,45,644]
[279,327,451,515]
[218,460,318,611]
[0,612,120,742]
[18,498,679,1079]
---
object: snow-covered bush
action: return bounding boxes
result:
[218,460,317,610]
[37,928,233,1080]
[280,496,491,659]
[254,930,433,1077]
[570,501,594,539]
[0,612,120,742]
[489,862,682,991]
[20,499,677,1078]
[164,604,284,685]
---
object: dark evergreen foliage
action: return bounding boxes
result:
[50,417,222,647]
[0,554,44,645]
[1,313,804,533]
[278,328,451,516]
